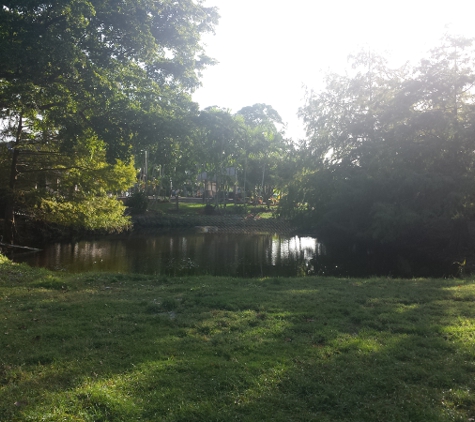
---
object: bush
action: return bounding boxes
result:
[203,204,215,215]
[125,192,148,214]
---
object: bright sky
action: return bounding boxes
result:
[192,0,475,140]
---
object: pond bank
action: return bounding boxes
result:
[131,212,297,234]
[4,211,470,278]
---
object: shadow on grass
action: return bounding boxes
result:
[1,262,474,421]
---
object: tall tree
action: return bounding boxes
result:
[236,104,286,202]
[283,36,475,265]
[195,107,243,206]
[0,0,218,242]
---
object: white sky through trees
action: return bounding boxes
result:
[192,0,475,140]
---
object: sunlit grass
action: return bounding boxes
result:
[147,199,277,217]
[1,255,475,421]
[148,200,204,213]
[148,200,244,213]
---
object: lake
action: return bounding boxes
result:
[12,231,322,277]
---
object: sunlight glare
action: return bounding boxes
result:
[194,0,475,140]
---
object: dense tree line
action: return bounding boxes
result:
[0,1,295,245]
[0,0,218,243]
[280,36,475,270]
[2,0,471,275]
[121,103,292,207]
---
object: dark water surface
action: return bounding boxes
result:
[13,231,321,277]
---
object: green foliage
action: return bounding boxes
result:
[125,192,149,215]
[0,131,136,233]
[187,104,293,210]
[283,36,475,260]
[193,107,244,206]
[203,203,215,215]
[41,195,131,232]
[235,104,290,201]
[0,0,218,240]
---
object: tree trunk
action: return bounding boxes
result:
[243,155,248,207]
[214,173,219,209]
[4,116,22,244]
[261,162,266,199]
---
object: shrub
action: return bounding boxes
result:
[203,204,215,215]
[125,192,148,214]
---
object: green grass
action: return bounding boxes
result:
[147,199,275,217]
[148,200,205,213]
[1,255,475,421]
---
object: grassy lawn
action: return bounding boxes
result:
[1,255,475,421]
[147,199,275,219]
[148,201,206,214]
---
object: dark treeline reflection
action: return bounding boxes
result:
[14,232,320,277]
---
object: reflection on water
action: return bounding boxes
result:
[14,231,322,277]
